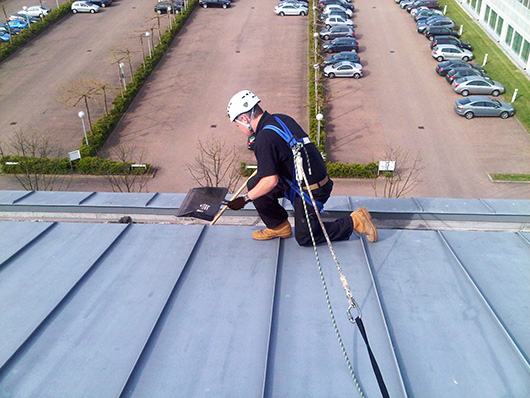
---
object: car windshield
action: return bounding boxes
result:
[459,98,471,105]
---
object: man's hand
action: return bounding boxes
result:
[227,195,250,210]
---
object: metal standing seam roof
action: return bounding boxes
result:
[0,190,529,397]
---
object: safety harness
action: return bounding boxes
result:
[264,116,390,398]
[263,116,325,212]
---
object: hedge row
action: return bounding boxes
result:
[307,5,377,178]
[78,0,198,158]
[0,154,151,175]
[0,1,74,63]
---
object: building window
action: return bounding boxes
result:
[505,25,514,46]
[489,10,497,30]
[513,32,523,54]
[476,0,482,13]
[471,0,477,9]
[496,17,503,36]
[522,40,530,63]
[484,5,490,23]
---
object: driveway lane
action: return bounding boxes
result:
[103,0,309,193]
[326,0,530,198]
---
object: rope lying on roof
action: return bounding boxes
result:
[293,146,389,398]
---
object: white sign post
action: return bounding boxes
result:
[378,161,396,176]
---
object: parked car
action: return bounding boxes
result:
[424,25,460,40]
[430,36,473,51]
[154,1,182,14]
[323,4,353,18]
[323,61,362,78]
[323,15,354,28]
[417,17,455,34]
[274,3,308,15]
[4,20,28,29]
[406,0,439,12]
[400,0,416,9]
[323,50,360,65]
[320,10,350,21]
[432,44,473,61]
[322,37,358,53]
[0,31,9,42]
[445,67,487,83]
[452,76,505,96]
[18,5,51,17]
[71,1,100,13]
[435,59,484,76]
[86,0,112,8]
[414,8,443,21]
[319,0,354,11]
[319,25,354,40]
[0,23,22,35]
[454,96,515,119]
[199,0,231,8]
[8,14,40,23]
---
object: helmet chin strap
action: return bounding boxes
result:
[236,108,256,133]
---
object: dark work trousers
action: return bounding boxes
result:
[248,176,354,246]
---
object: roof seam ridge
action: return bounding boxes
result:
[437,231,530,370]
[0,223,131,375]
[118,224,207,397]
[360,237,410,397]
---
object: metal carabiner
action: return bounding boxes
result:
[347,301,362,324]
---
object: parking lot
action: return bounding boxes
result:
[0,0,171,150]
[1,0,530,199]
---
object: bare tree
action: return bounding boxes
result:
[372,145,424,198]
[111,47,135,83]
[104,144,152,193]
[58,77,105,132]
[0,130,70,191]
[185,136,242,192]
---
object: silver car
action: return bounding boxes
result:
[323,15,353,29]
[454,96,515,119]
[452,76,505,96]
[274,3,308,16]
[323,61,363,78]
[432,44,473,62]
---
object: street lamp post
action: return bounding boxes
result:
[145,32,152,57]
[316,113,324,147]
[78,111,89,146]
[22,6,30,26]
[118,62,126,91]
[313,32,319,63]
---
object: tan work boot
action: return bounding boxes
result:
[351,207,378,242]
[253,220,292,241]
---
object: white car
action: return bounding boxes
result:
[323,4,353,18]
[324,15,353,29]
[18,5,51,18]
[323,61,363,79]
[274,3,308,16]
[71,1,100,13]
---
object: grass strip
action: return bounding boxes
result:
[490,173,530,182]
[440,0,530,132]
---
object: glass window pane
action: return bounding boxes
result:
[521,40,530,63]
[505,25,514,46]
[496,17,503,36]
[489,10,497,30]
[513,32,523,54]
[484,5,490,23]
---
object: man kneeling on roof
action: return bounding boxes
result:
[225,90,378,246]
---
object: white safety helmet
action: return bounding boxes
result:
[227,90,261,122]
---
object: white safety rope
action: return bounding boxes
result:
[292,145,365,398]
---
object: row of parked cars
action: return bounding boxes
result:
[1,5,51,42]
[316,0,362,79]
[397,0,515,119]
